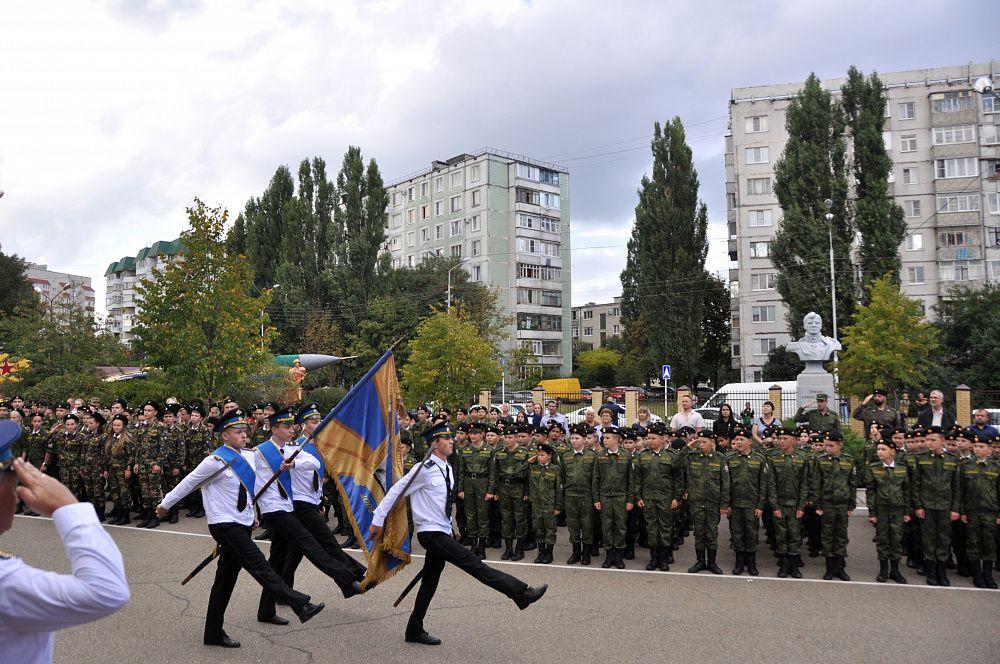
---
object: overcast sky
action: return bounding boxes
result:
[1,0,996,317]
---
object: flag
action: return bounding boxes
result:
[312,348,410,590]
[0,353,30,384]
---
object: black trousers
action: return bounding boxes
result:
[407,530,528,636]
[283,501,366,589]
[257,510,358,619]
[205,523,310,642]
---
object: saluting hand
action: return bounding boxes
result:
[12,460,77,517]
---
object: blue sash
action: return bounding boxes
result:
[297,436,326,478]
[258,440,293,501]
[212,445,256,496]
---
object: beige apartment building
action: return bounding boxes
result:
[571,296,622,348]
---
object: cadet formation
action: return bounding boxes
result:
[2,393,999,589]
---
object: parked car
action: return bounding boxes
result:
[490,403,526,418]
[607,386,653,401]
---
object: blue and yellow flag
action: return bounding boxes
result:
[312,349,410,590]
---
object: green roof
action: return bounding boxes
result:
[104,239,180,276]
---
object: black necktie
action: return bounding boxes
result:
[237,484,247,512]
[312,470,320,492]
[444,464,452,518]
[277,448,288,499]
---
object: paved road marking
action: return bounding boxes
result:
[14,514,994,593]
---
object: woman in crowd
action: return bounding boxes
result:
[752,401,779,445]
[712,403,737,437]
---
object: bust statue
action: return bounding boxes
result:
[786,312,841,362]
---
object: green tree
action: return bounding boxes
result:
[620,118,709,387]
[244,167,294,293]
[577,348,621,387]
[0,244,36,318]
[838,276,938,396]
[132,199,275,397]
[698,273,732,388]
[934,282,1000,392]
[841,67,906,292]
[771,73,856,338]
[761,346,806,382]
[402,309,501,410]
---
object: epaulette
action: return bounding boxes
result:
[424,460,435,468]
[0,549,10,560]
[212,455,224,462]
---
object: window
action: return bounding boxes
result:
[421,228,430,243]
[751,273,776,291]
[407,186,415,202]
[902,167,916,185]
[539,192,560,209]
[753,338,777,356]
[935,157,977,178]
[389,236,401,250]
[900,134,917,152]
[406,231,415,247]
[751,370,763,382]
[471,215,481,232]
[746,178,771,195]
[988,227,1000,247]
[390,213,403,229]
[470,164,481,182]
[450,195,463,212]
[904,200,921,217]
[472,265,481,281]
[932,125,975,145]
[392,192,403,206]
[516,213,561,233]
[984,96,997,114]
[938,231,973,247]
[517,163,540,181]
[583,327,593,336]
[936,194,980,213]
[612,307,620,316]
[518,263,561,280]
[541,341,560,356]
[930,91,973,113]
[883,131,892,151]
[450,171,462,187]
[898,102,915,120]
[732,344,740,357]
[435,224,443,240]
[407,256,414,267]
[450,219,461,236]
[982,124,1000,145]
[516,188,540,205]
[420,204,430,220]
[752,305,776,323]
[421,182,429,197]
[517,288,536,305]
[407,208,416,223]
[518,238,560,256]
[747,209,773,227]
[985,160,999,179]
[472,240,482,256]
[745,147,770,164]
[988,193,1000,215]
[434,200,443,216]
[749,241,770,258]
[599,313,606,329]
[542,291,562,307]
[583,310,593,319]
[906,266,925,284]
[939,260,982,282]
[450,244,462,258]
[745,116,768,133]
[905,233,923,251]
[540,169,560,185]
[434,176,443,192]
[517,313,563,332]
[471,189,481,207]
[613,324,620,334]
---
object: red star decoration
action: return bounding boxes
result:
[0,361,13,376]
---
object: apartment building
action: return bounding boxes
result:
[571,296,622,348]
[26,263,94,321]
[104,238,183,342]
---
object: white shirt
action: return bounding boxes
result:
[161,448,257,526]
[253,440,319,515]
[373,454,453,534]
[931,408,943,427]
[0,503,130,664]
[669,410,705,432]
[539,412,569,435]
[287,438,324,505]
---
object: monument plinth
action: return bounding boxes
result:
[787,312,840,408]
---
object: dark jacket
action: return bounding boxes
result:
[916,407,956,430]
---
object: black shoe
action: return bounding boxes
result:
[168,507,179,524]
[186,507,198,518]
[664,548,674,565]
[533,547,545,564]
[514,584,548,610]
[258,615,289,625]
[657,546,670,572]
[501,539,513,561]
[906,556,919,569]
[937,561,950,587]
[732,551,745,575]
[204,635,241,648]
[405,631,441,645]
[926,561,939,586]
[295,602,325,624]
[523,537,537,552]
[646,548,659,571]
[477,538,487,560]
[614,548,625,569]
[96,506,106,523]
[688,549,707,574]
[145,516,160,529]
[341,581,363,599]
[624,544,635,560]
[822,557,835,581]
[746,551,759,577]
[983,562,998,589]
[602,549,613,569]
[590,543,600,556]
[343,537,359,549]
[833,556,850,582]
[957,557,971,577]
[136,510,150,528]
[706,550,723,575]
[255,529,272,541]
[581,548,591,566]
[876,559,888,583]
[567,542,581,565]
[789,556,802,579]
[888,559,907,584]
[777,555,789,579]
[972,560,986,588]
[511,538,525,561]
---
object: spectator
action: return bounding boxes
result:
[538,400,569,435]
[632,405,654,431]
[968,408,998,441]
[669,395,705,434]
[514,411,528,425]
[530,402,543,427]
[752,401,779,445]
[597,406,615,438]
[582,408,600,434]
[712,403,736,437]
[499,403,515,426]
[739,402,755,427]
[852,389,904,440]
[916,390,956,429]
[599,395,625,427]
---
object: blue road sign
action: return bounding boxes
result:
[662,364,671,381]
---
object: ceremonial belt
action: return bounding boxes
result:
[211,445,256,508]
[257,440,293,501]
[298,437,325,492]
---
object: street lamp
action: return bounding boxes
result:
[47,283,73,322]
[447,259,470,312]
[824,199,838,344]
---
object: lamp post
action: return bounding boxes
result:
[47,283,73,323]
[447,259,469,312]
[825,200,840,387]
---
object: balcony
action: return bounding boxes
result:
[728,239,738,261]
[937,245,983,262]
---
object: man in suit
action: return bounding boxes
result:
[916,390,956,430]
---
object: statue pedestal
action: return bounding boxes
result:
[797,363,836,408]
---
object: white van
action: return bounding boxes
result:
[696,381,799,426]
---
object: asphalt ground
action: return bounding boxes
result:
[5,513,998,664]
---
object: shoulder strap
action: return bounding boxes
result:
[212,445,256,495]
[257,440,293,500]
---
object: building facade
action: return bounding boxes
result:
[384,148,572,376]
[727,61,1000,381]
[26,263,94,321]
[571,296,622,348]
[104,238,183,342]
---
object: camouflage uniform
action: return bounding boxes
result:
[81,428,107,515]
[134,421,166,511]
[458,442,493,556]
[105,430,133,520]
[529,459,560,563]
[24,427,49,467]
[57,430,86,499]
[489,444,530,560]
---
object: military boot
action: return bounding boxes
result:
[658,546,670,572]
[145,513,160,529]
[876,559,889,583]
[623,541,635,560]
[937,561,950,587]
[706,550,722,575]
[96,505,106,523]
[136,509,150,528]
[833,556,850,581]
[543,544,554,564]
[601,548,614,569]
[956,554,970,577]
[614,548,625,569]
[533,545,546,564]
[688,549,707,574]
[523,533,536,552]
[511,538,525,561]
[925,560,939,586]
[972,560,986,588]
[982,562,998,589]
[732,551,745,576]
[746,551,759,577]
[789,555,803,579]
[501,538,513,561]
[567,542,581,565]
[822,557,835,580]
[168,506,179,524]
[580,546,592,566]
[590,542,601,556]
[888,559,907,584]
[646,547,659,571]
[664,547,674,565]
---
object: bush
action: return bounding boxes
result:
[25,371,110,405]
[304,386,348,413]
[108,370,175,407]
